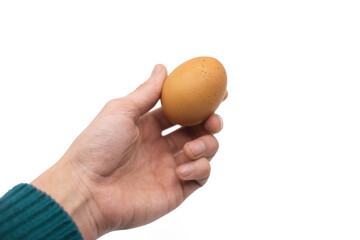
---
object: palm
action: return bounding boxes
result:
[73,106,202,231]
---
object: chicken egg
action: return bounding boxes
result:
[161,56,227,126]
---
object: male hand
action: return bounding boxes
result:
[32,64,226,240]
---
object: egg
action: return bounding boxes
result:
[161,56,227,126]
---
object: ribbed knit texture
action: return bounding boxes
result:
[0,183,83,240]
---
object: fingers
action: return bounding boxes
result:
[176,158,211,198]
[165,114,223,154]
[183,135,219,160]
[176,158,211,186]
[174,134,218,194]
[204,114,223,134]
[172,114,223,199]
[125,64,167,120]
[175,134,219,165]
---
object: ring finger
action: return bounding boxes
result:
[175,135,219,165]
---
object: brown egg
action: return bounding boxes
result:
[161,56,227,126]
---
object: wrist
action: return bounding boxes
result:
[31,159,100,240]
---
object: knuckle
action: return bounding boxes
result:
[104,97,138,117]
[198,161,211,186]
[105,98,121,110]
[210,135,219,150]
[199,158,211,173]
[136,81,147,91]
[205,160,211,173]
[202,135,219,155]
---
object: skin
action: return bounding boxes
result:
[31,64,226,240]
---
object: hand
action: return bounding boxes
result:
[32,64,226,240]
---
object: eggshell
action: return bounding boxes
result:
[161,56,227,126]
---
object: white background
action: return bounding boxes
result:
[1,1,360,239]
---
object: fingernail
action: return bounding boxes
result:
[152,64,163,75]
[217,114,224,132]
[178,165,194,177]
[188,141,205,157]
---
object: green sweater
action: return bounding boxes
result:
[0,184,83,240]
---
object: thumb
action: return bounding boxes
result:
[126,64,167,118]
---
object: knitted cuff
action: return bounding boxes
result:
[0,183,83,240]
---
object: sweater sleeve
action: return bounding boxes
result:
[0,183,83,240]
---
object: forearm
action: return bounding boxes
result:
[31,158,99,240]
